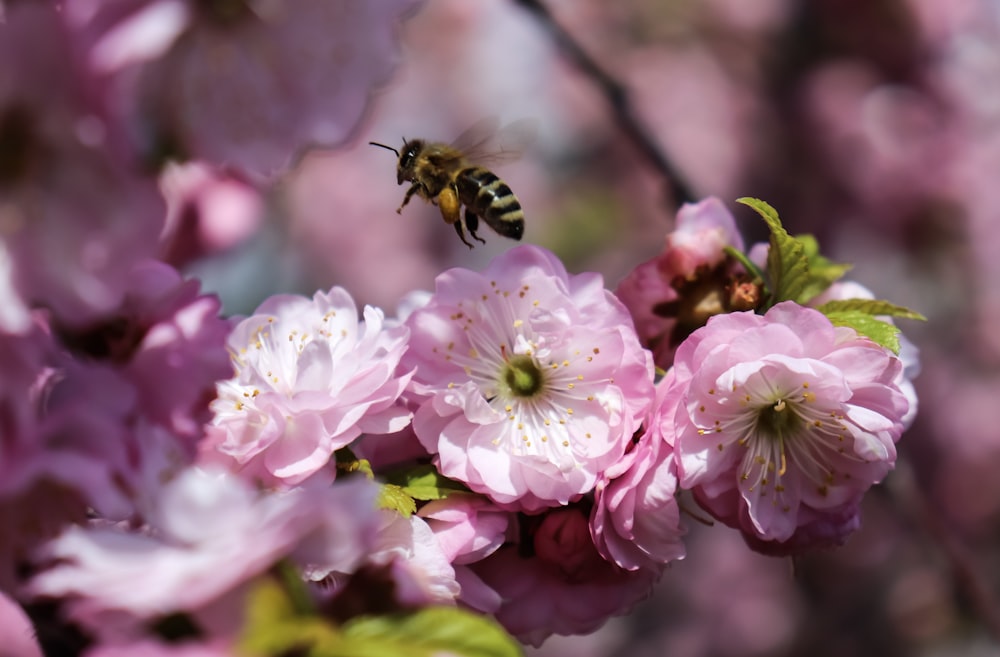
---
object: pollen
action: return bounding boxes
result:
[513,319,523,328]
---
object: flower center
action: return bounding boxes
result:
[499,353,545,399]
[756,398,803,439]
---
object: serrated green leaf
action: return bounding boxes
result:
[378,483,417,517]
[816,299,926,321]
[737,197,810,307]
[339,607,523,657]
[823,311,902,353]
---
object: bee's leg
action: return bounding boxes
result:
[439,187,475,249]
[452,222,475,249]
[397,183,422,214]
[464,209,486,245]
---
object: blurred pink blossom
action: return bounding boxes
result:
[84,640,234,657]
[158,160,264,267]
[94,0,423,176]
[26,468,380,641]
[672,302,911,551]
[207,287,413,487]
[0,325,142,588]
[0,3,165,327]
[59,260,232,445]
[591,369,686,571]
[403,245,655,513]
[0,591,42,657]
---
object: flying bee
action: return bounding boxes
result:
[370,118,533,248]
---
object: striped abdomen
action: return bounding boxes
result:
[455,166,525,240]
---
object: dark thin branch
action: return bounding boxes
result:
[512,0,698,208]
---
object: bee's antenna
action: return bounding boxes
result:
[369,142,400,157]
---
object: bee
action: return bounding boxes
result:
[370,119,533,248]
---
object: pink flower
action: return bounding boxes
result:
[207,287,413,486]
[469,508,660,647]
[26,468,381,641]
[403,245,655,513]
[419,496,511,564]
[616,197,750,370]
[158,160,264,267]
[672,301,912,550]
[591,369,686,571]
[59,260,232,446]
[366,513,461,606]
[0,325,142,588]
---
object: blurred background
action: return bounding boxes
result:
[194,0,1000,655]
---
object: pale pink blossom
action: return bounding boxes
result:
[26,468,380,641]
[419,495,511,564]
[403,245,655,513]
[366,513,461,606]
[673,302,911,549]
[207,287,413,486]
[616,197,748,370]
[591,370,686,571]
[470,508,660,647]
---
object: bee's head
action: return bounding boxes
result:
[396,139,424,184]
[369,138,424,185]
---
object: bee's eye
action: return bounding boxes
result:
[399,140,423,169]
[400,143,419,169]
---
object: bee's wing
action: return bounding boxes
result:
[451,118,537,166]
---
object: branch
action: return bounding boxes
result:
[512,0,698,208]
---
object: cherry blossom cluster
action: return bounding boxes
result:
[0,2,921,655]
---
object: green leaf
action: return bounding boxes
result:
[816,299,926,321]
[737,197,810,307]
[795,234,853,301]
[722,245,765,283]
[338,607,524,657]
[387,464,470,502]
[737,198,856,307]
[377,483,417,517]
[823,311,903,353]
[238,578,341,657]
